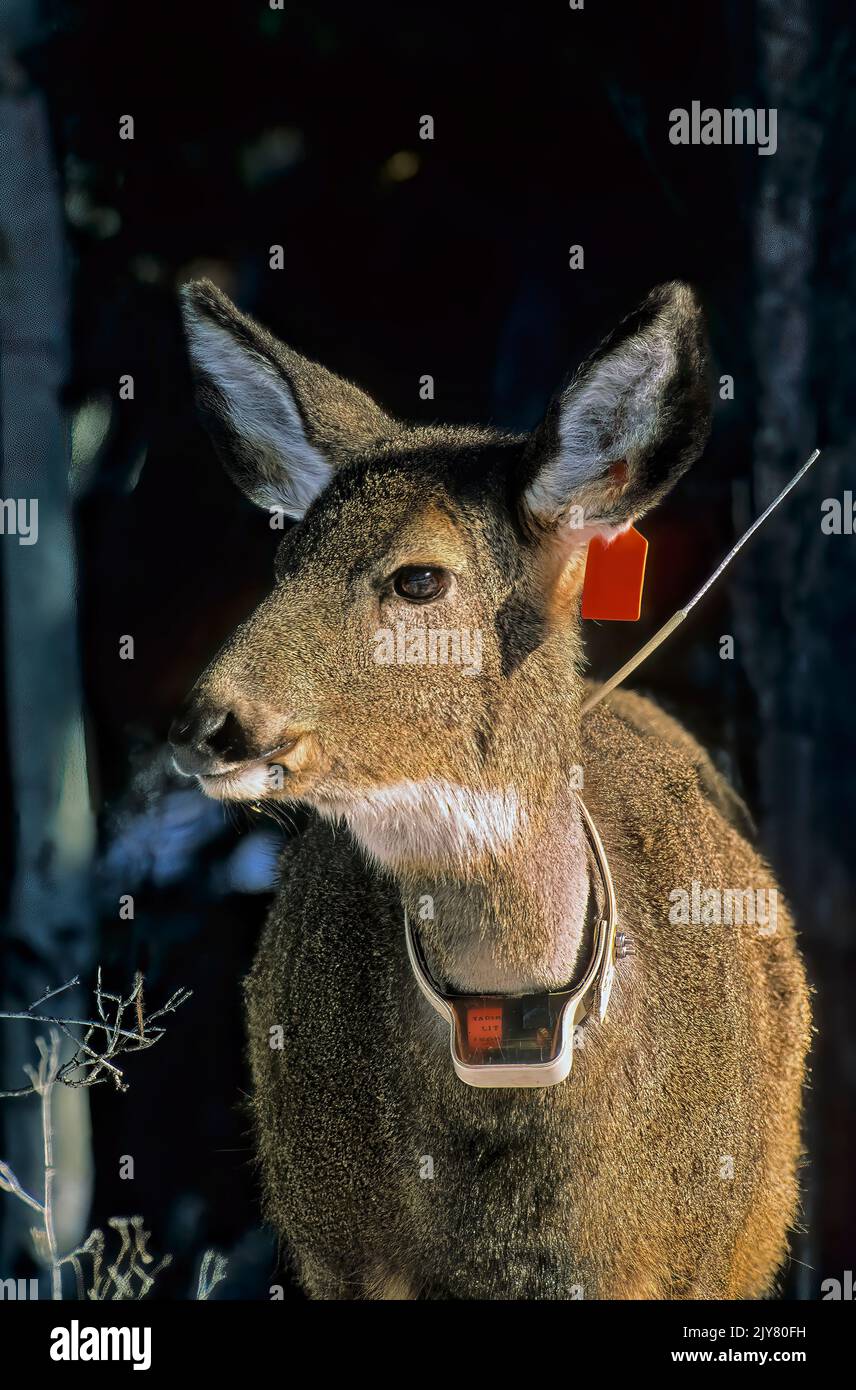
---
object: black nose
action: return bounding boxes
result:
[169,703,253,776]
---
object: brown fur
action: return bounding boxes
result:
[172,280,811,1299]
[243,685,810,1299]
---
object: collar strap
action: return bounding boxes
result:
[404,794,619,1089]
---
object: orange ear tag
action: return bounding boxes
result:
[581,526,648,621]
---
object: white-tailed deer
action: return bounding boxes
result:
[172,280,810,1299]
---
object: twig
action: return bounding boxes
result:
[196,1248,229,1300]
[0,1158,44,1215]
[28,1033,62,1298]
[0,973,192,1097]
[57,1218,173,1300]
[28,977,80,1011]
[1,971,191,1300]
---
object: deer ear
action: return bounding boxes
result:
[180,280,393,518]
[522,282,711,542]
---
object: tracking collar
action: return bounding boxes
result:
[404,795,619,1089]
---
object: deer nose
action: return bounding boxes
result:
[169,704,253,777]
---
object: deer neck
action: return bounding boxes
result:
[344,720,592,993]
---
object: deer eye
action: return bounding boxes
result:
[392,566,449,603]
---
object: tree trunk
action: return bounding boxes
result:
[0,13,94,1283]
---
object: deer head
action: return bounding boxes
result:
[171,281,710,893]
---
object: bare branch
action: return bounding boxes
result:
[0,973,192,1095]
[0,1159,45,1215]
[2,974,190,1302]
[28,977,80,1011]
[196,1248,229,1300]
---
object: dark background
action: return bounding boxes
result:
[1,0,853,1299]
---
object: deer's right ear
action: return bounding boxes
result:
[180,280,392,518]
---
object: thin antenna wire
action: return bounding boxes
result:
[582,448,821,715]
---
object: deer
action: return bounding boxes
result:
[171,279,810,1299]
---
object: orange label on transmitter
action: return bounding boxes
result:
[466,1005,503,1051]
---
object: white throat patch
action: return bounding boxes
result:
[320,778,524,869]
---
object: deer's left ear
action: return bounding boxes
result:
[522,282,711,541]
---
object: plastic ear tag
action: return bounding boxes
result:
[581,526,648,621]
